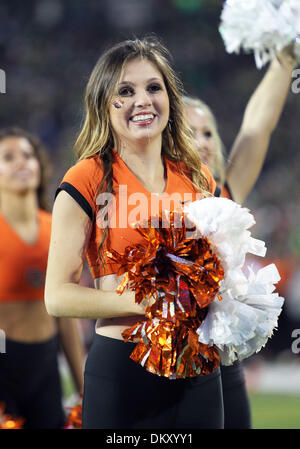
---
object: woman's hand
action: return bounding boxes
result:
[276,44,297,70]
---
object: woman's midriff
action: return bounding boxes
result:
[94,273,146,341]
[0,300,58,342]
[95,315,146,340]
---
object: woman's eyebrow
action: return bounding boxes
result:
[118,77,163,86]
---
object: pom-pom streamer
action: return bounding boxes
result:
[64,397,82,429]
[0,402,24,429]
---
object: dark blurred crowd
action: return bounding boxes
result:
[0,0,299,357]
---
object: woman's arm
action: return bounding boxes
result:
[226,47,296,205]
[57,317,85,395]
[45,190,146,319]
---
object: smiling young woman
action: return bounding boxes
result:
[46,37,224,429]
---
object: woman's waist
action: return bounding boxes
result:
[86,332,221,384]
[0,300,57,342]
[95,315,146,340]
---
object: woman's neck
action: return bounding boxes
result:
[0,191,39,223]
[117,136,164,182]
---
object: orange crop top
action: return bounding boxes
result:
[55,149,217,279]
[0,209,51,302]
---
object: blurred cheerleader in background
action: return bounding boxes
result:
[0,127,84,428]
[183,45,296,428]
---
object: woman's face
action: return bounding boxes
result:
[109,57,170,148]
[0,137,41,195]
[184,106,215,167]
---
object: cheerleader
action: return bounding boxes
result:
[183,46,296,428]
[0,127,84,428]
[45,37,225,429]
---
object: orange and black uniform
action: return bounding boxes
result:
[56,149,217,278]
[214,182,251,429]
[0,210,65,429]
[55,150,224,429]
[0,209,51,302]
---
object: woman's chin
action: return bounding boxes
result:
[127,130,160,145]
[9,182,39,195]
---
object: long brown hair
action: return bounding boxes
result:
[74,36,212,267]
[0,127,52,211]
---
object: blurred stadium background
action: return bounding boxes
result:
[0,0,299,429]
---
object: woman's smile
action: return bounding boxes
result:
[129,111,156,126]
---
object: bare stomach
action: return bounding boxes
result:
[95,315,146,340]
[0,300,58,343]
[94,274,146,341]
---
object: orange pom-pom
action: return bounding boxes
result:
[0,402,25,429]
[64,402,82,429]
[106,210,224,378]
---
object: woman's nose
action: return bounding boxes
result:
[195,134,209,151]
[14,155,28,169]
[135,90,152,107]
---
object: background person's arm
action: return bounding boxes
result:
[226,47,296,204]
[57,317,85,395]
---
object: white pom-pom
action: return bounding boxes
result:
[184,197,284,365]
[196,264,284,365]
[184,197,266,271]
[219,0,300,68]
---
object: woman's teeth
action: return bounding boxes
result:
[131,114,154,122]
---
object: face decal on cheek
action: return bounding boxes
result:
[112,99,124,109]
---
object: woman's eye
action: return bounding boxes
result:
[204,131,212,138]
[118,86,134,96]
[3,154,13,161]
[24,152,33,159]
[147,84,162,93]
[1,152,34,162]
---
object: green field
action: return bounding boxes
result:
[249,393,300,429]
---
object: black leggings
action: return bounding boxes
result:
[221,363,252,429]
[82,333,224,429]
[0,335,65,429]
